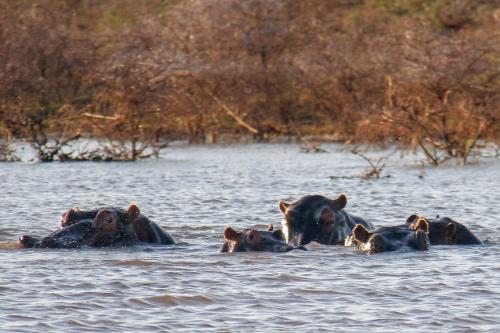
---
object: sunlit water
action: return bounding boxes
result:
[1,144,499,332]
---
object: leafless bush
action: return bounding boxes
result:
[355,15,500,165]
[0,0,498,162]
[330,147,394,180]
[0,1,95,161]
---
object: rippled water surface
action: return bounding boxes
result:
[1,144,499,332]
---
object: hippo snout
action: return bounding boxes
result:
[19,235,40,248]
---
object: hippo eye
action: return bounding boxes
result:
[248,234,254,240]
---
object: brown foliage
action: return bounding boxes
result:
[0,0,499,163]
[0,0,96,160]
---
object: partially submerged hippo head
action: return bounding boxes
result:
[279,194,353,246]
[351,219,430,254]
[220,226,305,253]
[406,215,482,245]
[20,204,142,248]
[89,204,141,246]
[60,204,175,245]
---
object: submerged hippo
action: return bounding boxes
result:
[351,218,430,254]
[20,205,137,248]
[60,204,175,245]
[405,215,482,245]
[20,204,175,248]
[220,225,306,253]
[279,194,374,246]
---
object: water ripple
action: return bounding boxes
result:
[1,144,499,332]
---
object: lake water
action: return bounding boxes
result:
[1,144,499,332]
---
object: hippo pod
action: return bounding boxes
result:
[406,215,482,245]
[19,204,175,249]
[279,194,374,246]
[220,225,306,253]
[350,218,430,254]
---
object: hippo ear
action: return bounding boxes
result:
[405,214,419,225]
[224,227,240,241]
[352,224,370,243]
[331,194,347,210]
[61,208,76,227]
[267,224,274,231]
[414,218,429,233]
[446,223,456,238]
[127,203,141,220]
[279,201,290,214]
[319,207,334,225]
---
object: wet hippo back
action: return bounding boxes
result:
[20,220,95,249]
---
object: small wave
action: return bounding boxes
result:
[109,259,158,267]
[176,225,216,231]
[270,273,308,282]
[144,294,215,306]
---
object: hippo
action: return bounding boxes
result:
[60,204,175,245]
[20,206,137,248]
[350,218,430,254]
[279,194,374,246]
[220,225,306,253]
[405,215,482,245]
[19,204,175,248]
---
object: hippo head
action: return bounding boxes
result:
[352,219,430,254]
[279,194,347,246]
[19,235,41,248]
[90,204,141,246]
[406,215,481,245]
[220,227,304,253]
